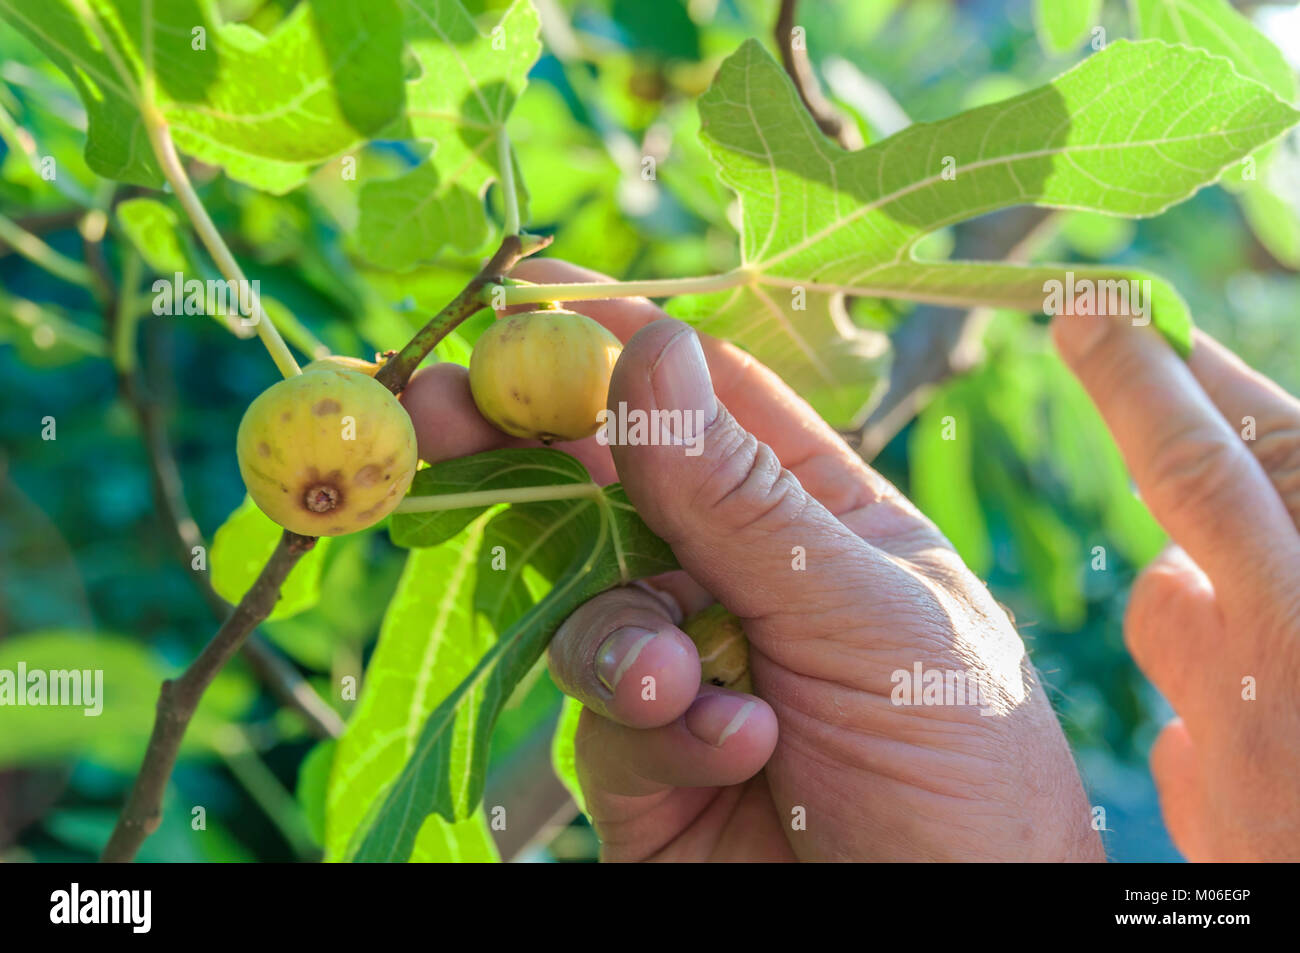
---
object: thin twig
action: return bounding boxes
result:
[0,211,99,291]
[141,112,302,379]
[119,369,344,740]
[102,227,556,861]
[774,0,863,150]
[374,232,552,395]
[101,530,317,862]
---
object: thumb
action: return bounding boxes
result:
[606,319,896,625]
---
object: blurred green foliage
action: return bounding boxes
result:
[1,0,1297,862]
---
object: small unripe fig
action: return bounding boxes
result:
[469,309,622,442]
[236,366,417,536]
[683,604,751,693]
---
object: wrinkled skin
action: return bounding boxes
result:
[406,259,1101,862]
[404,258,1300,862]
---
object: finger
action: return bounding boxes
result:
[548,586,702,729]
[1053,313,1300,597]
[399,361,618,482]
[400,363,527,463]
[512,260,924,530]
[1124,545,1220,720]
[1188,330,1300,530]
[574,689,778,797]
[606,317,926,630]
[1149,719,1209,861]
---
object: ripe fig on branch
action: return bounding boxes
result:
[683,604,751,693]
[469,309,622,442]
[236,362,417,536]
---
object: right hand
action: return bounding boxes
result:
[1054,316,1300,861]
[405,259,1102,862]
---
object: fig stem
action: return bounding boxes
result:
[497,127,521,237]
[140,113,304,380]
[374,231,553,395]
[497,269,749,306]
[0,211,100,292]
[393,481,600,513]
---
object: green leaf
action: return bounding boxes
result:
[296,737,335,847]
[1128,0,1300,263]
[1034,0,1101,54]
[349,452,677,861]
[116,196,191,273]
[325,527,499,862]
[672,39,1299,422]
[357,161,490,269]
[1128,0,1296,102]
[210,496,333,622]
[909,394,991,575]
[551,695,587,818]
[1240,161,1300,268]
[356,0,541,269]
[0,629,249,768]
[390,447,594,548]
[0,0,406,192]
[263,531,402,670]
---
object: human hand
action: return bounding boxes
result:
[403,259,1103,862]
[1054,315,1300,862]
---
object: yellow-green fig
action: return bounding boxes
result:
[236,366,417,536]
[683,604,751,693]
[469,309,622,442]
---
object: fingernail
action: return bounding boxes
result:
[651,327,718,430]
[685,695,757,747]
[595,626,658,693]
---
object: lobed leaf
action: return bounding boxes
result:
[349,452,676,861]
[355,0,541,269]
[325,526,499,862]
[0,0,406,192]
[673,38,1299,423]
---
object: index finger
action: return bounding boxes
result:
[1052,311,1300,596]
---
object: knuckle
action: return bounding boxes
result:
[1145,425,1246,523]
[1253,423,1300,517]
[692,426,809,537]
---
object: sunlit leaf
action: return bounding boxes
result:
[325,526,499,862]
[210,495,333,622]
[0,0,406,191]
[116,196,191,273]
[550,695,587,818]
[355,0,541,269]
[0,629,250,768]
[672,39,1299,423]
[1034,0,1101,55]
[350,449,677,861]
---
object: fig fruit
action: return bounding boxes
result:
[468,309,622,442]
[236,364,417,536]
[683,604,751,693]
